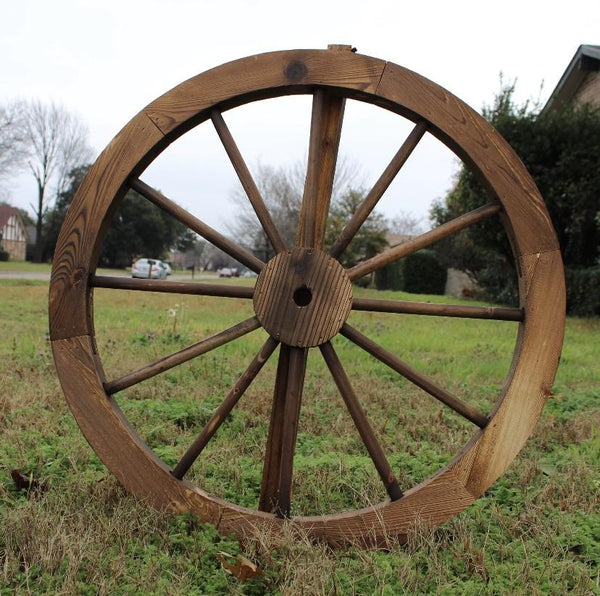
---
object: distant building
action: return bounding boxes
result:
[386,232,412,248]
[0,205,27,261]
[542,44,600,114]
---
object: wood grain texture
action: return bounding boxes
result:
[340,323,488,428]
[320,342,403,501]
[92,275,254,299]
[172,337,279,479]
[211,110,286,254]
[375,62,560,258]
[144,50,384,136]
[129,177,264,273]
[330,121,427,259]
[253,248,353,347]
[348,202,502,281]
[275,347,308,517]
[352,297,523,321]
[104,317,261,395]
[49,112,165,340]
[259,344,291,513]
[49,47,566,546]
[297,89,345,248]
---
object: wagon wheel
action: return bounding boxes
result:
[49,45,565,546]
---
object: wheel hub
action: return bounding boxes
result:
[253,247,353,347]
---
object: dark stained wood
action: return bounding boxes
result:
[253,248,352,347]
[258,344,290,513]
[297,89,345,249]
[211,110,286,254]
[104,317,261,394]
[329,121,427,259]
[49,111,166,341]
[144,49,385,137]
[348,202,502,281]
[93,275,254,299]
[49,47,565,547]
[340,324,488,428]
[320,342,403,500]
[352,297,523,321]
[172,337,279,479]
[275,347,308,517]
[129,177,264,273]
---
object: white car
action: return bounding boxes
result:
[131,258,169,279]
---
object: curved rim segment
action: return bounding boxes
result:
[49,48,565,544]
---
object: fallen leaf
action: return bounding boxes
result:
[216,551,262,582]
[10,469,47,494]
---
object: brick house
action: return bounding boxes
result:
[543,44,600,113]
[0,205,27,261]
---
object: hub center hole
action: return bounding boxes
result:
[293,285,312,307]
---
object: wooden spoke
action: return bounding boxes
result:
[93,275,254,300]
[259,344,290,513]
[297,89,346,249]
[329,121,427,259]
[50,48,566,546]
[341,324,488,428]
[259,346,308,517]
[211,110,286,254]
[104,317,261,395]
[348,202,502,281]
[129,177,264,273]
[171,337,279,480]
[352,297,523,322]
[320,342,403,501]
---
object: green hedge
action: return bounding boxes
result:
[374,259,403,291]
[375,250,447,295]
[566,267,600,316]
[403,250,447,294]
[0,248,9,261]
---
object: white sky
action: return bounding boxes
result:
[2,0,599,235]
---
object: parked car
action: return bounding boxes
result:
[161,262,172,276]
[131,258,169,279]
[218,267,234,278]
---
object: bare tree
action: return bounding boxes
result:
[21,100,92,261]
[387,210,426,237]
[229,157,364,260]
[0,102,28,199]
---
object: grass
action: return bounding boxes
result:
[1,278,598,594]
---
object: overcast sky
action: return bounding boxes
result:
[2,0,599,234]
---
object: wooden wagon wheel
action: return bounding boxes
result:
[49,45,565,546]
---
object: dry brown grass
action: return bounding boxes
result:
[1,280,598,594]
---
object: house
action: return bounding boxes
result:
[542,44,600,114]
[0,205,28,261]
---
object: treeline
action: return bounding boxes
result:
[0,100,91,262]
[430,83,600,316]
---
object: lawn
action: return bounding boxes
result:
[1,278,598,594]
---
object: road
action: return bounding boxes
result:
[0,271,218,281]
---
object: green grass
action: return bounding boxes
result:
[0,261,52,272]
[1,279,598,594]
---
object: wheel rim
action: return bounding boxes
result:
[49,46,565,545]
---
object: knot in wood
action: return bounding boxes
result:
[284,59,308,82]
[253,248,352,347]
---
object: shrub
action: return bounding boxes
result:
[374,260,403,291]
[374,250,447,295]
[403,250,447,295]
[0,248,9,261]
[565,267,600,316]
